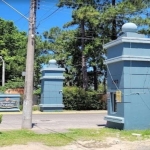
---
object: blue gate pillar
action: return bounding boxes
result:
[39,59,65,112]
[104,23,150,130]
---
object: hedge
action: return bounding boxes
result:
[63,86,107,110]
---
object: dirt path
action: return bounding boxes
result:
[0,139,150,150]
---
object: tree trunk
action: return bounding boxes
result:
[81,20,88,90]
[111,0,117,40]
[93,66,98,91]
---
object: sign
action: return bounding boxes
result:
[0,98,18,109]
[116,90,122,102]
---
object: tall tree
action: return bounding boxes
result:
[0,18,27,85]
[42,0,148,91]
[111,0,117,40]
[58,0,102,90]
[43,27,83,87]
[0,18,50,91]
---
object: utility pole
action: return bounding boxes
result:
[81,20,88,90]
[22,0,37,129]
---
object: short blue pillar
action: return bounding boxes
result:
[0,94,20,112]
[39,59,65,112]
[104,23,150,130]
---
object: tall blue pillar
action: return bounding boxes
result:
[104,23,150,130]
[39,59,65,112]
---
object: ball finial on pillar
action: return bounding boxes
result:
[122,22,137,33]
[48,59,57,68]
[49,59,57,64]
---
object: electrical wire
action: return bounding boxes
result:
[105,62,150,96]
[129,42,132,94]
[14,12,29,24]
[36,0,150,31]
[138,94,150,111]
[39,0,150,22]
[106,63,120,91]
[37,7,61,28]
[38,4,56,20]
[32,124,90,149]
[142,62,150,93]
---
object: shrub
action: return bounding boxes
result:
[0,78,24,92]
[20,105,40,111]
[63,86,107,110]
[0,114,3,123]
[32,105,40,111]
[20,105,23,111]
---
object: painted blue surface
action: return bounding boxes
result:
[107,43,150,60]
[0,94,20,112]
[107,44,124,59]
[104,23,150,130]
[42,70,64,77]
[39,60,65,112]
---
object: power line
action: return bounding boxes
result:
[36,7,61,28]
[1,0,29,21]
[14,12,29,24]
[38,4,56,20]
[40,0,56,5]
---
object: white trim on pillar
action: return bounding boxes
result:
[105,55,150,64]
[104,37,150,49]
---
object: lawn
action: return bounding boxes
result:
[0,128,150,147]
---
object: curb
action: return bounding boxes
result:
[0,110,107,115]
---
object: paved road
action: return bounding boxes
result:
[0,112,107,133]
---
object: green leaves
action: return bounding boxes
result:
[63,86,106,110]
[0,114,2,124]
[0,19,48,91]
[0,77,24,92]
[0,18,27,84]
[73,5,100,23]
[56,0,148,90]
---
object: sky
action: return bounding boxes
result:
[0,0,73,34]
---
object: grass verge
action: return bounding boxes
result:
[0,128,150,147]
[0,114,2,123]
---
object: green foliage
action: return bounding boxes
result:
[34,36,52,90]
[63,86,106,110]
[97,83,106,94]
[0,78,24,92]
[0,18,27,83]
[19,105,23,111]
[0,0,148,93]
[56,0,148,90]
[32,105,40,111]
[0,114,2,124]
[0,18,50,90]
[33,88,41,96]
[19,105,40,111]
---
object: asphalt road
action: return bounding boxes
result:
[0,112,107,133]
